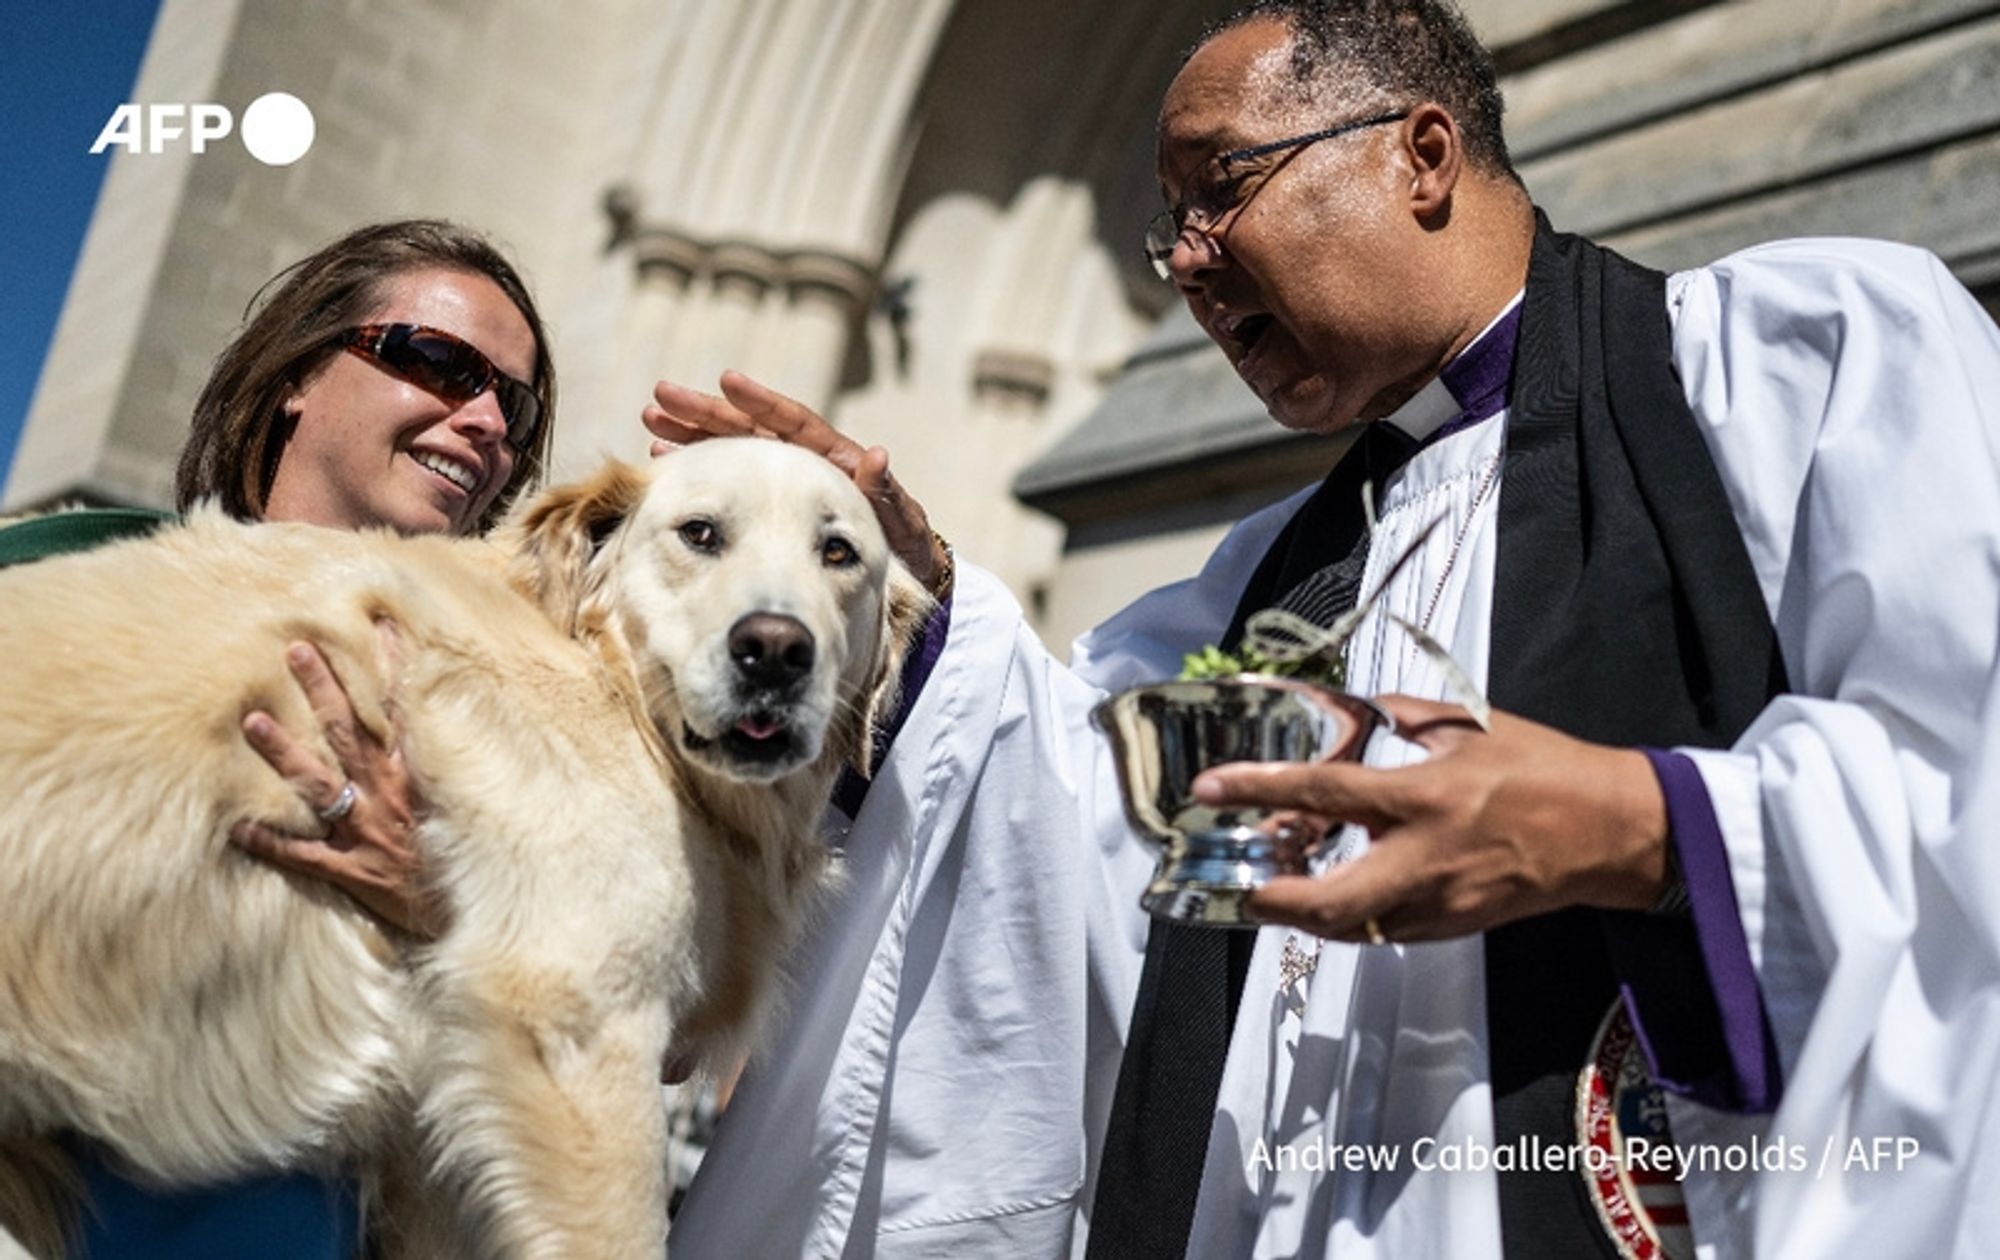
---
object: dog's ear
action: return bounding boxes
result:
[498,460,651,635]
[836,559,935,778]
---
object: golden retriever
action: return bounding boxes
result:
[0,439,928,1259]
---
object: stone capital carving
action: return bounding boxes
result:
[615,206,877,317]
[971,348,1055,409]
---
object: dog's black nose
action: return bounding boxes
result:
[729,612,815,687]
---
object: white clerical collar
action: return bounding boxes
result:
[1380,290,1526,445]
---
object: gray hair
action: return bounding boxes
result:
[1200,0,1518,182]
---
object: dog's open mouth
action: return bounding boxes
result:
[682,711,801,771]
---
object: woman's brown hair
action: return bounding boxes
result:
[175,219,556,533]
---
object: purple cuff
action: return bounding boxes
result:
[1598,748,1782,1113]
[832,592,952,818]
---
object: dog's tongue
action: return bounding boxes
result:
[735,714,784,741]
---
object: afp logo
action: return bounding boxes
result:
[90,92,315,166]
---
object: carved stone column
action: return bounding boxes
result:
[605,0,958,412]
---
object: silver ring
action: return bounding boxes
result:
[1363,916,1388,947]
[317,781,359,823]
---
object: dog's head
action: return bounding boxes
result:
[502,441,930,784]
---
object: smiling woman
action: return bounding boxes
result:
[261,282,537,537]
[169,220,558,946]
[20,218,559,1260]
[176,219,556,537]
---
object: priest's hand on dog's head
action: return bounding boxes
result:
[645,372,950,593]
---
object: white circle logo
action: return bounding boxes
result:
[239,92,315,166]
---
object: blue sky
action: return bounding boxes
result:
[1,2,163,488]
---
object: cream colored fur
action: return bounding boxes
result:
[0,440,929,1259]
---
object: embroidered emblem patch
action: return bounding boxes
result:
[1575,1002,1693,1260]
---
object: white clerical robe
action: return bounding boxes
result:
[669,238,2000,1260]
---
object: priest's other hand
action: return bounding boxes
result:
[644,371,949,591]
[1191,695,1672,944]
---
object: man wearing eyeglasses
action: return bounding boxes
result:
[655,2,2000,1258]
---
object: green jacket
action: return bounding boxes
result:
[0,507,173,568]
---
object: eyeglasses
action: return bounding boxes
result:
[340,322,544,452]
[1143,109,1409,280]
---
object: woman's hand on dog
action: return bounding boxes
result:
[231,622,447,939]
[645,371,952,592]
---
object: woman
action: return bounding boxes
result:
[179,217,554,941]
[6,217,556,1259]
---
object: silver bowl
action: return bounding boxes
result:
[1092,676,1389,927]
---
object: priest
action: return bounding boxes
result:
[653,2,2000,1256]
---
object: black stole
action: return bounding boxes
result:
[1471,217,1786,1254]
[1091,216,1786,1258]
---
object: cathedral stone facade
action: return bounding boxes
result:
[12,0,1999,649]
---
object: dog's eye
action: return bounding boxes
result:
[678,519,720,552]
[822,536,858,568]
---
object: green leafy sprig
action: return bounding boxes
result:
[1178,641,1346,689]
[1173,504,1491,727]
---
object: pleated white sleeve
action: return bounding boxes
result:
[1661,239,2000,1259]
